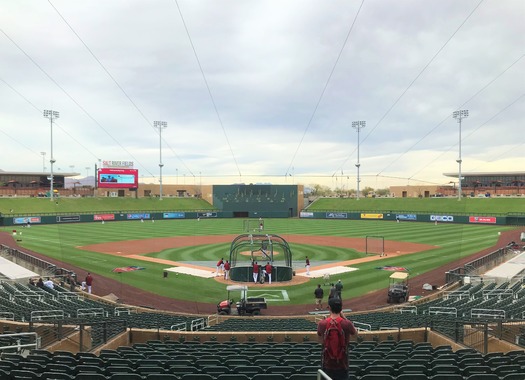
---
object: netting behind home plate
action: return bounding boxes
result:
[366,235,384,256]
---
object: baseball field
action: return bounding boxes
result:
[1,197,521,313]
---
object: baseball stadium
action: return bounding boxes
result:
[0,187,524,380]
[1,2,523,379]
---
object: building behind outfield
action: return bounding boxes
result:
[390,171,525,198]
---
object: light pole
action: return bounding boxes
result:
[43,110,59,201]
[85,166,90,177]
[153,121,167,200]
[352,120,366,200]
[40,152,46,173]
[452,110,468,201]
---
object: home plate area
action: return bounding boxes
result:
[164,266,217,278]
[296,266,358,278]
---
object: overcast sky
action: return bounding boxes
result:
[1,0,523,189]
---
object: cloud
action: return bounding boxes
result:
[0,0,523,189]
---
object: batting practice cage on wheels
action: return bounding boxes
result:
[229,234,293,282]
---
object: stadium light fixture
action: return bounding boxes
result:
[43,110,59,201]
[452,110,469,201]
[352,120,366,200]
[153,121,167,200]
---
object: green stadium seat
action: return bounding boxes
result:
[168,365,199,376]
[397,375,427,380]
[181,374,213,380]
[110,374,142,380]
[200,365,229,377]
[5,369,39,380]
[397,364,429,376]
[45,363,73,375]
[136,366,167,375]
[265,365,295,376]
[253,374,286,380]
[216,375,250,380]
[430,375,463,380]
[18,361,45,374]
[360,374,395,380]
[145,375,180,380]
[462,365,492,376]
[39,372,73,380]
[502,374,525,380]
[430,364,461,375]
[289,375,317,380]
[465,374,499,380]
[74,374,107,380]
[493,365,523,377]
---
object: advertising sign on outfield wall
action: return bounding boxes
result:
[57,215,81,223]
[361,213,384,219]
[469,216,497,224]
[164,212,186,219]
[396,214,417,221]
[300,212,314,218]
[197,212,217,218]
[127,213,150,220]
[13,217,41,224]
[94,214,115,221]
[326,212,347,219]
[430,215,454,222]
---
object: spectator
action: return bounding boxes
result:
[43,277,54,289]
[85,273,93,294]
[36,278,44,288]
[317,298,357,380]
[335,280,343,299]
[68,274,77,292]
[328,283,337,301]
[314,284,324,310]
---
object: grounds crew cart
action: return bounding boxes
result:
[217,285,267,316]
[387,271,409,303]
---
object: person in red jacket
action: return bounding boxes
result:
[252,261,259,283]
[223,260,231,280]
[85,273,93,294]
[216,258,224,277]
[265,262,273,284]
[317,298,357,380]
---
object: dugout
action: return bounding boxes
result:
[229,234,293,282]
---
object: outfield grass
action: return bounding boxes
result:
[0,197,215,214]
[1,196,524,215]
[309,197,525,214]
[6,218,513,306]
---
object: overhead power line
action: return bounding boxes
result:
[285,0,366,177]
[174,0,241,179]
[336,0,485,175]
[0,27,155,177]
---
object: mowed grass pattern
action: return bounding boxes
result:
[6,217,514,306]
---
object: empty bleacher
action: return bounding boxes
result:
[1,339,524,379]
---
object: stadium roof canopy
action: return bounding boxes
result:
[443,171,525,178]
[0,169,79,177]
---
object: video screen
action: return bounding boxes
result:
[97,168,138,188]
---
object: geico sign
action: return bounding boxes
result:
[430,215,454,222]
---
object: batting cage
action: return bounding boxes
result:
[229,233,293,282]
